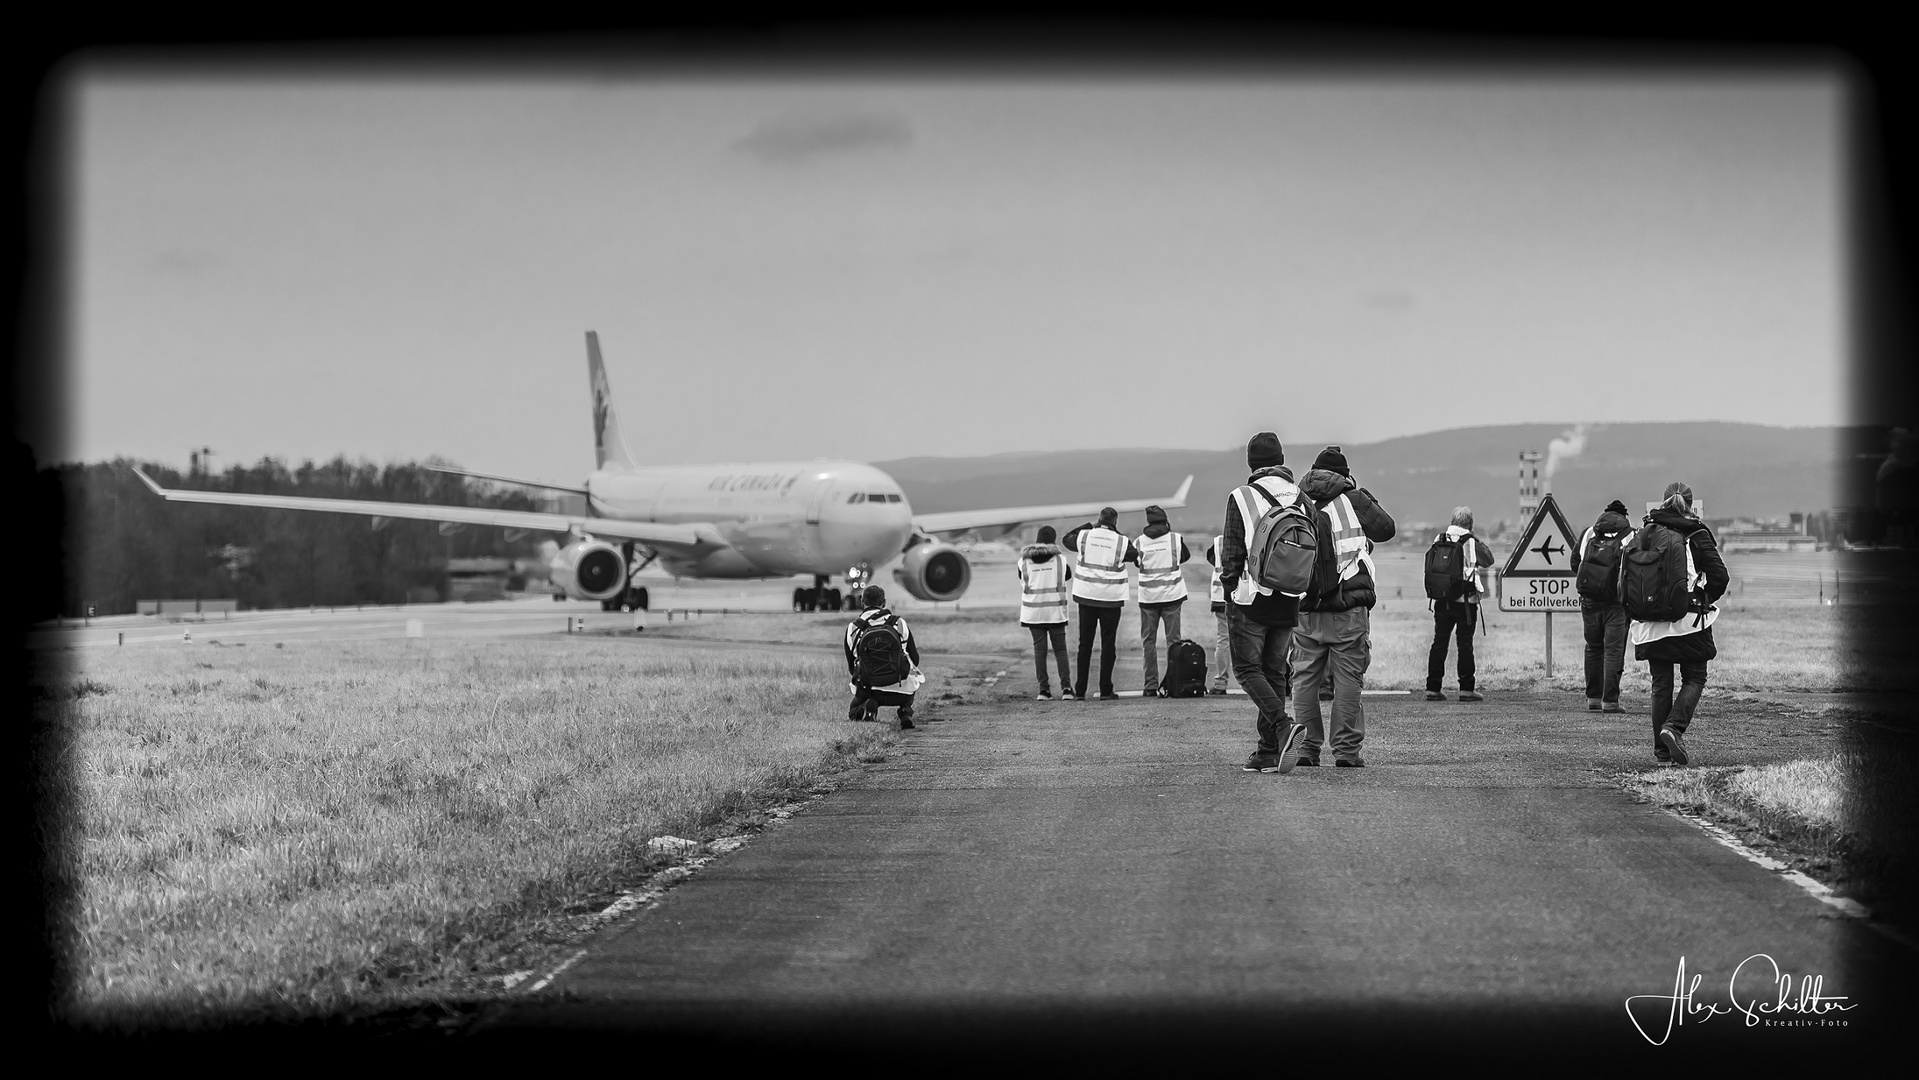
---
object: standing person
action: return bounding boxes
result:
[1203,535,1231,695]
[1571,498,1634,714]
[1424,507,1497,702]
[1220,432,1309,774]
[1018,525,1074,701]
[1063,507,1131,701]
[1130,505,1191,696]
[844,585,924,729]
[1623,483,1729,766]
[1291,446,1397,768]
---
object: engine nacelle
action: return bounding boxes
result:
[549,538,628,602]
[892,539,972,602]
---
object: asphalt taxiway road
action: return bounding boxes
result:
[477,687,1911,1067]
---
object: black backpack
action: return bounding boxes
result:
[1424,534,1468,601]
[853,615,910,688]
[1620,524,1699,623]
[1164,639,1209,697]
[1576,529,1626,602]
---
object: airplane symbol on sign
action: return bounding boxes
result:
[1530,535,1566,565]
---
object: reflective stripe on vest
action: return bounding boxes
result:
[1323,493,1373,582]
[1019,556,1069,624]
[1072,527,1130,603]
[1208,533,1225,604]
[1134,531,1188,604]
[1231,476,1299,606]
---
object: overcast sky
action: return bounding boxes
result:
[63,62,1843,483]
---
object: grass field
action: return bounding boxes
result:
[38,636,960,1026]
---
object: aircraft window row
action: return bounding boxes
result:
[846,493,903,503]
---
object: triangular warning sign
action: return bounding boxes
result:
[1503,493,1580,574]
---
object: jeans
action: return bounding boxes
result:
[1074,603,1122,698]
[1649,659,1708,752]
[1293,607,1370,761]
[1028,623,1070,695]
[1427,600,1479,693]
[1581,598,1628,703]
[1228,603,1294,753]
[1138,602,1183,692]
[1213,610,1231,691]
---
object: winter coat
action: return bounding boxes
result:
[1218,465,1308,627]
[1632,507,1730,664]
[1296,468,1397,613]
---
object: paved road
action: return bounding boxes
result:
[481,687,1911,1067]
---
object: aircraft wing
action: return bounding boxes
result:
[912,475,1193,537]
[132,468,710,550]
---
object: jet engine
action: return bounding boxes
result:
[893,539,972,602]
[549,537,628,602]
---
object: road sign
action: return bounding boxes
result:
[1499,492,1580,613]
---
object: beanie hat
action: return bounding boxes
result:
[1098,506,1118,526]
[1247,432,1284,470]
[862,585,886,607]
[1604,499,1629,516]
[1312,445,1350,477]
[1144,505,1167,526]
[1036,525,1057,544]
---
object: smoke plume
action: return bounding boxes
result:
[1545,424,1589,479]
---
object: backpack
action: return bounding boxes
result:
[1424,534,1468,601]
[1620,524,1700,623]
[1576,529,1625,602]
[852,615,910,688]
[1164,639,1208,697]
[1242,483,1321,598]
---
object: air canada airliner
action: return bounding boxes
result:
[136,332,1190,609]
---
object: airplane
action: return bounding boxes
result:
[134,331,1192,611]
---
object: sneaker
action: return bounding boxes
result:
[1658,725,1689,766]
[1063,692,1081,701]
[1603,702,1623,713]
[1587,698,1602,712]
[1209,687,1227,696]
[1275,722,1307,775]
[1335,757,1366,768]
[1036,692,1054,701]
[900,718,916,730]
[1295,754,1321,767]
[1242,751,1281,773]
[1424,691,1447,701]
[1459,691,1483,702]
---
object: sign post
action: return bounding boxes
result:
[1496,492,1580,679]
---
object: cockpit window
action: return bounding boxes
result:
[870,493,892,502]
[847,493,865,503]
[887,494,903,503]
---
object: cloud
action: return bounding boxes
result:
[734,110,914,164]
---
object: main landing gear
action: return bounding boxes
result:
[792,564,873,612]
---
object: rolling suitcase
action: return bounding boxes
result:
[1164,638,1209,697]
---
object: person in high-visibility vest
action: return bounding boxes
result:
[1220,431,1309,774]
[1291,446,1397,768]
[1129,505,1191,696]
[1017,525,1074,700]
[1062,507,1132,701]
[1203,535,1230,695]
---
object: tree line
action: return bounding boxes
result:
[56,457,551,617]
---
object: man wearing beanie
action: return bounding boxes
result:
[1017,525,1074,700]
[1129,504,1192,696]
[1291,445,1397,768]
[1220,431,1309,773]
[1571,498,1635,714]
[844,585,924,730]
[1062,506,1132,700]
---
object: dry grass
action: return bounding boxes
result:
[40,637,909,1026]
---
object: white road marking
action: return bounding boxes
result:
[525,949,587,993]
[1659,807,1875,920]
[1114,688,1411,697]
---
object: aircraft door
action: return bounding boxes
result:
[805,478,835,525]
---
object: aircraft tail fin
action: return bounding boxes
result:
[586,331,639,470]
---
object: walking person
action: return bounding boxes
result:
[1291,446,1396,767]
[1130,505,1191,696]
[844,585,924,730]
[1623,483,1728,765]
[1203,536,1231,695]
[1424,507,1496,702]
[1220,432,1309,773]
[1571,499,1634,713]
[1018,525,1074,701]
[1063,507,1132,701]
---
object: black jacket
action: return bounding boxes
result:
[1219,466,1309,626]
[1296,468,1396,613]
[1632,507,1730,664]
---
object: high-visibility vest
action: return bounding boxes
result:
[1208,534,1225,604]
[1071,526,1130,603]
[1230,475,1300,606]
[1321,493,1373,583]
[1018,555,1070,624]
[1133,531,1188,604]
